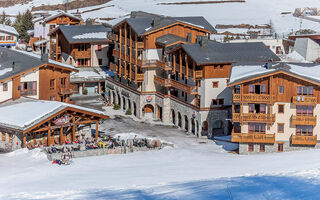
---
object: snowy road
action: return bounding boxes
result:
[1,116,320,199]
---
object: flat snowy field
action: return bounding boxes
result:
[1,113,320,199]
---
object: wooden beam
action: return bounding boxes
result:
[129,27,132,81]
[186,55,189,79]
[124,23,127,78]
[60,127,63,145]
[72,116,76,142]
[47,123,51,146]
[95,121,99,139]
[23,133,26,148]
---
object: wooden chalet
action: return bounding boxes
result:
[0,99,109,148]
[0,48,78,103]
[228,62,320,153]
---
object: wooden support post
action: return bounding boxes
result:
[72,117,76,142]
[95,121,99,140]
[55,32,59,61]
[23,133,26,148]
[129,28,132,80]
[47,128,51,146]
[135,34,138,79]
[173,54,176,72]
[186,55,189,79]
[179,50,182,76]
[119,26,122,76]
[60,127,63,145]
[124,23,127,78]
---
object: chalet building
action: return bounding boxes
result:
[30,12,82,54]
[0,24,18,48]
[0,98,108,151]
[228,62,320,154]
[48,25,111,67]
[0,48,77,104]
[106,11,279,137]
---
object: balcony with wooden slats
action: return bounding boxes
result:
[231,133,275,144]
[233,113,276,124]
[154,76,198,95]
[136,42,144,49]
[233,94,275,103]
[291,135,317,146]
[154,76,172,87]
[135,73,144,82]
[58,85,78,95]
[291,115,317,126]
[195,70,203,79]
[156,60,172,70]
[292,96,317,106]
[142,60,158,68]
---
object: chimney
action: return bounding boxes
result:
[41,53,49,62]
[200,37,208,48]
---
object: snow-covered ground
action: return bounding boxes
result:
[1,115,320,199]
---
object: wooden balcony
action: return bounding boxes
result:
[233,113,276,124]
[233,94,275,103]
[136,42,144,49]
[291,135,317,146]
[156,60,172,70]
[142,60,157,68]
[135,73,144,82]
[292,96,317,106]
[109,62,117,73]
[231,133,275,144]
[72,50,91,59]
[58,85,78,95]
[112,49,124,58]
[292,115,317,126]
[195,70,203,79]
[154,76,198,95]
[56,46,61,54]
[109,34,118,42]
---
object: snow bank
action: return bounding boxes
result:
[0,67,12,76]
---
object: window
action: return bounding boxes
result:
[50,96,55,101]
[219,65,223,69]
[278,143,283,152]
[297,106,313,116]
[181,91,184,97]
[249,104,266,114]
[218,99,224,105]
[98,45,102,51]
[234,85,241,94]
[60,77,66,87]
[214,65,218,69]
[212,99,217,105]
[260,144,265,152]
[98,59,103,66]
[212,81,219,88]
[20,81,37,96]
[279,86,284,94]
[50,79,55,90]
[278,104,284,113]
[248,144,254,152]
[297,86,313,96]
[278,123,284,133]
[249,123,266,134]
[296,125,313,136]
[249,84,266,94]
[78,44,89,52]
[212,99,224,106]
[3,83,8,91]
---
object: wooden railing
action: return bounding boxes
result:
[291,135,317,146]
[154,76,171,87]
[232,133,275,144]
[156,60,172,70]
[233,94,275,103]
[233,113,275,124]
[195,70,203,79]
[58,85,78,95]
[72,50,91,59]
[142,60,158,68]
[292,96,317,105]
[112,49,124,58]
[135,73,144,82]
[154,76,198,94]
[136,42,144,49]
[292,115,317,126]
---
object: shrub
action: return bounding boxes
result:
[113,104,121,110]
[82,88,88,95]
[125,109,132,115]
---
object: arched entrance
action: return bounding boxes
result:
[117,94,121,107]
[128,99,131,110]
[171,110,176,125]
[184,116,189,131]
[178,112,182,128]
[157,105,163,121]
[112,91,116,104]
[143,104,154,119]
[133,102,137,117]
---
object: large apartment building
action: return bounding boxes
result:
[106,11,279,137]
[229,62,320,154]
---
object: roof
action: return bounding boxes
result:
[71,68,108,83]
[156,34,187,46]
[0,24,18,36]
[0,48,76,82]
[0,98,108,132]
[179,40,280,65]
[44,12,82,23]
[228,62,320,86]
[115,12,216,36]
[49,25,111,44]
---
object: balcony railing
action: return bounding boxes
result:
[154,76,198,94]
[291,115,317,126]
[291,135,317,146]
[232,133,275,144]
[195,70,203,79]
[142,60,157,68]
[233,113,275,124]
[58,85,78,95]
[112,49,124,58]
[156,60,172,70]
[154,76,171,87]
[292,96,317,105]
[136,42,144,49]
[135,73,144,82]
[233,94,275,103]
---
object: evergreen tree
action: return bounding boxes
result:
[13,10,33,42]
[0,11,7,24]
[5,18,11,26]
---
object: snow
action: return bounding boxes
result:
[0,24,18,36]
[72,32,107,40]
[0,67,12,76]
[71,70,108,79]
[285,50,307,62]
[2,116,320,199]
[229,64,275,83]
[0,100,105,129]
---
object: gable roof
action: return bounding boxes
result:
[156,34,187,47]
[0,48,76,83]
[49,25,111,44]
[0,98,108,133]
[115,12,216,36]
[178,40,280,65]
[0,24,18,36]
[228,62,320,86]
[44,12,82,23]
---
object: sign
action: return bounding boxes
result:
[54,115,71,126]
[146,96,153,102]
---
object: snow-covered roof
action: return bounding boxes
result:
[0,24,18,36]
[0,99,107,132]
[44,12,82,23]
[229,62,320,85]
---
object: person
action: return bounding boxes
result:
[51,146,57,153]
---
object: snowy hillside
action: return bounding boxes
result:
[1,0,320,36]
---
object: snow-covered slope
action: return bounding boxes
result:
[2,0,320,36]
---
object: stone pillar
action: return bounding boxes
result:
[162,98,171,124]
[181,115,186,130]
[188,118,192,134]
[198,123,202,138]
